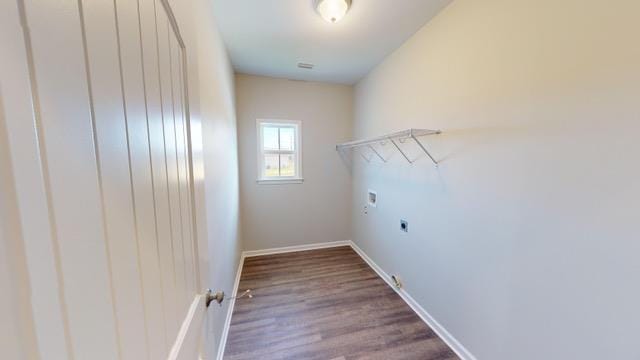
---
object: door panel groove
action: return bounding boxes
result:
[13,0,74,357]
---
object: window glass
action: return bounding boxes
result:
[279,154,296,177]
[263,154,279,177]
[279,127,295,151]
[257,120,301,181]
[263,126,279,151]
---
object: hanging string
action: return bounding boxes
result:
[231,289,252,300]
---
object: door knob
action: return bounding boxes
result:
[205,289,224,307]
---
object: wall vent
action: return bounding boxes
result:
[297,62,314,70]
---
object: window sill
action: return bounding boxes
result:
[257,178,304,185]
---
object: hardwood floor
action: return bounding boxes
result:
[223,246,459,360]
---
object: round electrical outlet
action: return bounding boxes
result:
[400,220,408,232]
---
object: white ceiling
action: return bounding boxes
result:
[212,0,453,84]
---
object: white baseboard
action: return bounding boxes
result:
[242,240,351,258]
[215,254,245,360]
[348,241,477,360]
[215,240,476,360]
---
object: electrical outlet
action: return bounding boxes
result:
[368,190,377,207]
[400,219,408,232]
[364,205,368,215]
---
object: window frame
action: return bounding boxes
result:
[256,119,303,184]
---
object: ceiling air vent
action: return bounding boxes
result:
[297,62,314,70]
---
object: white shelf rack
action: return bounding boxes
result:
[336,128,442,166]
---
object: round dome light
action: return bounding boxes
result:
[315,0,352,23]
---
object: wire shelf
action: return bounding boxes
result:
[336,128,441,166]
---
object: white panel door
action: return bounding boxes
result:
[157,9,189,318]
[115,0,169,357]
[1,0,206,358]
[0,0,69,358]
[81,0,148,357]
[21,0,120,356]
[171,37,197,298]
[139,0,181,342]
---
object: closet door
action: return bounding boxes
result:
[1,0,203,358]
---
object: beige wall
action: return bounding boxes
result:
[236,74,352,250]
[352,0,640,359]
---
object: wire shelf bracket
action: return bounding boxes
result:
[336,128,441,166]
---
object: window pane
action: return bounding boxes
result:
[263,126,279,151]
[263,154,279,177]
[280,154,296,177]
[279,127,295,151]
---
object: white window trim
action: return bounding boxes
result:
[256,119,303,184]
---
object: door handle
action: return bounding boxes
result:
[205,289,224,307]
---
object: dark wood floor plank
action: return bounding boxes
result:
[223,246,459,360]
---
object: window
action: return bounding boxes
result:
[257,119,302,184]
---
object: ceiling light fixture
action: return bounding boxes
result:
[314,0,352,23]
